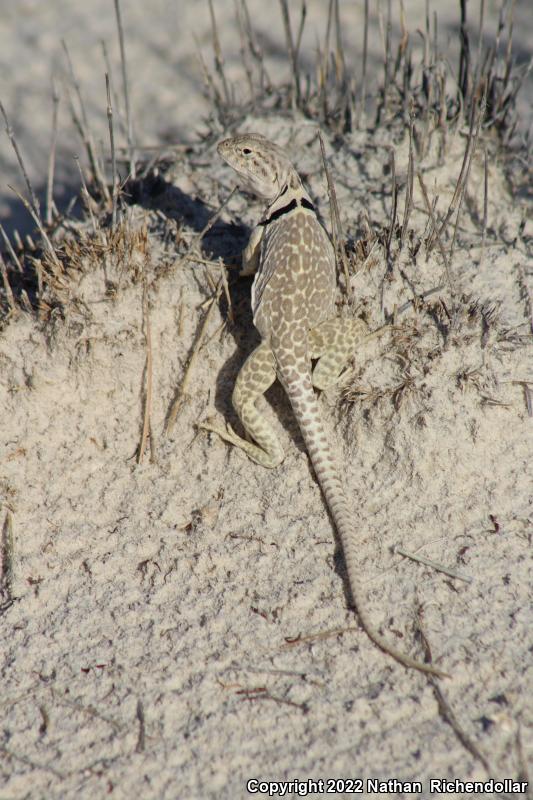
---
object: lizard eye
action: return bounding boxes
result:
[242,147,252,156]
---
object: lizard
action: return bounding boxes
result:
[201,132,446,679]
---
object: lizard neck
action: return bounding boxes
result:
[259,170,315,227]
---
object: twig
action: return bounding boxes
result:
[113,0,135,177]
[359,0,369,122]
[279,0,300,108]
[318,0,334,120]
[1,509,14,604]
[395,547,472,583]
[0,252,16,313]
[480,145,488,266]
[234,0,255,101]
[62,41,110,201]
[385,147,398,270]
[281,625,359,649]
[428,93,486,257]
[511,381,533,417]
[294,0,307,75]
[101,40,126,139]
[0,745,64,780]
[137,274,154,464]
[400,115,415,251]
[8,185,62,274]
[106,73,118,230]
[165,279,223,435]
[417,172,456,301]
[418,613,490,773]
[449,98,486,260]
[187,187,236,322]
[207,0,231,108]
[0,224,23,274]
[46,81,60,226]
[135,699,145,754]
[197,187,236,243]
[0,101,40,218]
[318,132,350,296]
[74,157,97,235]
[240,0,269,94]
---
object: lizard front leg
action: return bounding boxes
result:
[239,225,263,276]
[200,342,284,468]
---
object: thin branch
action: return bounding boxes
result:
[418,614,491,774]
[46,81,60,226]
[400,116,415,251]
[62,40,110,201]
[165,279,222,435]
[417,172,456,301]
[0,101,40,218]
[113,0,135,177]
[0,224,23,274]
[106,73,118,230]
[359,0,369,122]
[207,0,231,108]
[0,509,14,605]
[395,547,472,583]
[0,253,16,313]
[318,132,350,296]
[74,156,98,235]
[137,274,154,464]
[279,0,300,108]
[8,185,62,275]
[385,147,398,270]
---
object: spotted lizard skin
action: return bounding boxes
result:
[202,133,445,678]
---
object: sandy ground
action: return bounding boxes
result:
[1,2,532,799]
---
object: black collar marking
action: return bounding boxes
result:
[259,196,315,227]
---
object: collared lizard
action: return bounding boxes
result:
[201,133,445,678]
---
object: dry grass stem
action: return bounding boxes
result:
[208,0,231,107]
[318,132,350,296]
[385,147,398,269]
[46,81,60,226]
[198,187,237,243]
[359,0,369,121]
[9,185,62,274]
[137,275,154,464]
[0,253,16,313]
[0,101,40,218]
[106,73,118,230]
[113,0,135,178]
[395,547,472,584]
[62,41,110,202]
[417,171,456,302]
[165,279,223,435]
[0,509,14,605]
[418,615,491,773]
[74,157,98,235]
[400,117,415,251]
[279,0,300,108]
[135,700,146,754]
[0,224,23,274]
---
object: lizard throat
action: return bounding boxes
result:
[258,197,315,227]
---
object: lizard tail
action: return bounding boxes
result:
[282,368,447,679]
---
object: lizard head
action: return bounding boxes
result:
[217,134,295,201]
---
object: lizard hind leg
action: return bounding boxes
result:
[201,343,285,469]
[309,317,368,391]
